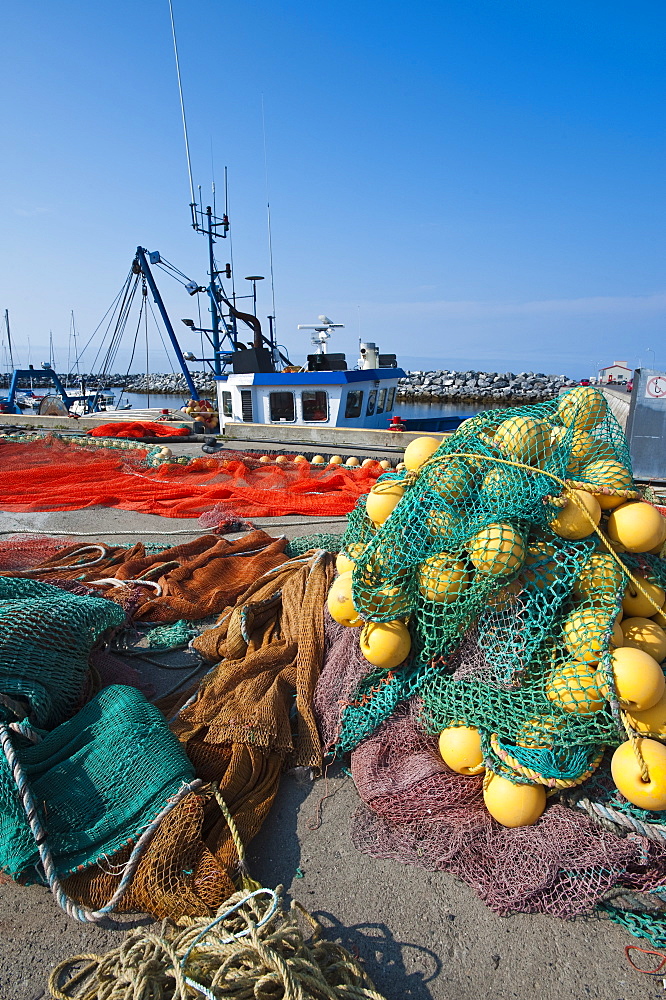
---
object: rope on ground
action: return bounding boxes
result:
[48,885,389,1000]
[560,789,666,844]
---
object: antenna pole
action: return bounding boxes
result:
[261,96,278,341]
[167,0,196,212]
[206,206,223,376]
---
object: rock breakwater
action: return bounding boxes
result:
[397,369,578,404]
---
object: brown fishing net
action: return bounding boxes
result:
[0,530,289,622]
[61,549,335,920]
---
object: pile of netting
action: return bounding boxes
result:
[87,421,191,439]
[0,436,382,517]
[314,387,666,936]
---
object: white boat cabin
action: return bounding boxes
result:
[215,369,405,430]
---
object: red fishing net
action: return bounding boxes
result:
[87,421,191,439]
[0,438,381,518]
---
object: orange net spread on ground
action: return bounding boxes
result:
[87,421,191,438]
[0,438,381,517]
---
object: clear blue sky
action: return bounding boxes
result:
[0,0,664,378]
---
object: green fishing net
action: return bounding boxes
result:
[335,388,666,784]
[285,533,343,557]
[0,685,195,881]
[0,577,126,729]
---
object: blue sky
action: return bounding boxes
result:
[0,1,664,377]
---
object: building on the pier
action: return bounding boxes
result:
[597,361,632,384]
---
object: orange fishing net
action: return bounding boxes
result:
[87,421,191,438]
[0,438,380,518]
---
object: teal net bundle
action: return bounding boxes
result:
[0,684,195,882]
[0,577,126,729]
[334,389,661,772]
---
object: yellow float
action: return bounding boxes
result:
[365,481,405,527]
[360,620,411,669]
[607,502,666,553]
[345,456,360,467]
[326,572,362,627]
[258,455,272,464]
[578,460,633,510]
[620,617,666,662]
[293,455,308,464]
[545,662,605,714]
[573,551,624,601]
[483,772,546,827]
[379,460,391,470]
[622,578,665,618]
[311,455,326,464]
[520,540,558,592]
[493,415,552,465]
[625,690,666,736]
[329,455,343,465]
[335,552,356,574]
[549,489,601,541]
[562,607,623,662]
[417,555,471,603]
[556,386,608,431]
[468,523,525,576]
[361,458,376,468]
[403,436,441,471]
[433,457,474,502]
[597,646,665,711]
[438,727,484,775]
[611,739,666,810]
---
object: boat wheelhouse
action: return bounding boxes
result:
[215,367,405,430]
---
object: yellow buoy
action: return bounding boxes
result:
[549,489,601,540]
[438,727,484,775]
[568,429,615,466]
[345,456,360,467]
[311,455,326,464]
[426,508,461,540]
[361,458,376,468]
[403,436,441,472]
[395,461,406,472]
[483,772,546,827]
[625,690,666,735]
[515,715,564,748]
[653,609,666,630]
[293,455,308,464]
[358,582,406,619]
[365,481,405,527]
[611,739,666,810]
[275,455,288,464]
[545,661,605,714]
[493,415,552,465]
[557,386,608,431]
[329,455,343,465]
[335,552,356,574]
[432,457,474,502]
[468,523,525,576]
[621,617,666,662]
[607,502,666,554]
[360,620,411,669]
[258,455,272,463]
[417,555,471,603]
[379,460,391,470]
[573,551,625,601]
[578,459,633,510]
[597,646,665,711]
[562,607,623,663]
[326,572,362,627]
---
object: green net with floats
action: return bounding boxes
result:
[335,388,666,787]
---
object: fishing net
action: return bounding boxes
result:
[285,533,344,558]
[0,577,125,729]
[0,685,195,882]
[87,421,190,439]
[334,389,665,783]
[0,437,382,518]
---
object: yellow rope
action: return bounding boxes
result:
[488,734,604,788]
[621,711,651,784]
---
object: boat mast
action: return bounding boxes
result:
[4,311,14,370]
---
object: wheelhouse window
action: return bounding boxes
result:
[269,391,295,422]
[240,389,253,422]
[301,390,328,422]
[344,389,364,418]
[366,390,377,416]
[376,388,387,414]
[386,387,396,411]
[221,391,232,417]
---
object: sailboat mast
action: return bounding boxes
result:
[4,311,14,369]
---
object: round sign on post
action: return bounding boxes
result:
[645,375,666,398]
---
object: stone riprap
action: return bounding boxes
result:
[0,372,217,395]
[396,369,578,404]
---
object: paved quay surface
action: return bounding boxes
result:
[0,501,661,999]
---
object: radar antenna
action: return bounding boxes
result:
[297,315,344,355]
